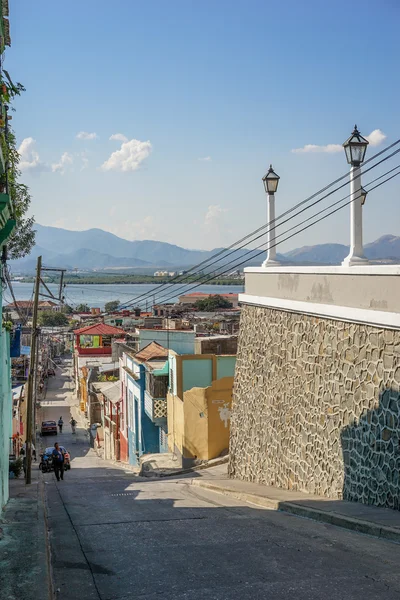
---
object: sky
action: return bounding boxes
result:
[6,0,400,252]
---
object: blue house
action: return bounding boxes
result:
[121,342,169,466]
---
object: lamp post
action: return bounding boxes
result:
[262,164,280,266]
[341,125,369,266]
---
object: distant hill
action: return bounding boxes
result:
[9,225,400,273]
[285,243,349,264]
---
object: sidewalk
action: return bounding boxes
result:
[190,465,400,543]
[0,466,52,600]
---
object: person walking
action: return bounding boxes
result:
[52,443,65,481]
[22,439,36,461]
[58,417,64,433]
[70,417,77,434]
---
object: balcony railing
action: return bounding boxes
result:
[144,391,167,422]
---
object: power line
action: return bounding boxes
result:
[148,167,400,307]
[104,139,400,313]
[114,148,400,312]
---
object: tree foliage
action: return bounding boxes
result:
[38,311,69,327]
[104,300,120,313]
[1,76,36,259]
[194,294,233,311]
[76,303,90,313]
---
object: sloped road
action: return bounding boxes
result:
[43,363,400,600]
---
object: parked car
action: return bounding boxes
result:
[41,420,57,436]
[53,357,62,364]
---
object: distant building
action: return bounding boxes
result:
[178,293,239,308]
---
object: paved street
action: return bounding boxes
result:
[41,362,400,600]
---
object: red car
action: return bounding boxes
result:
[41,420,57,435]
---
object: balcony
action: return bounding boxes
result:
[144,391,167,424]
[77,346,112,356]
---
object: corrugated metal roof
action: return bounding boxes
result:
[93,381,121,404]
[134,341,168,363]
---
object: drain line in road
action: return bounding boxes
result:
[53,483,103,600]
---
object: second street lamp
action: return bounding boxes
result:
[262,165,280,266]
[342,125,369,266]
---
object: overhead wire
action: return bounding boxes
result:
[98,138,400,314]
[112,146,400,312]
[145,166,400,307]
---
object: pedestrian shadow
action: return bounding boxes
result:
[340,387,400,510]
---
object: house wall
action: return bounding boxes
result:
[167,392,185,456]
[182,377,233,461]
[244,266,400,313]
[216,356,236,379]
[229,303,400,509]
[182,358,213,393]
[0,329,11,510]
[195,336,238,356]
[167,355,236,463]
[183,388,208,459]
[206,377,233,459]
[139,330,195,354]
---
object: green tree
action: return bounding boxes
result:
[104,300,120,313]
[194,295,233,311]
[38,311,69,327]
[1,74,36,259]
[76,303,90,313]
[62,304,73,314]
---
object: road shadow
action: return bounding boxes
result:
[340,387,400,510]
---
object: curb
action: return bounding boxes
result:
[144,456,229,478]
[191,480,400,544]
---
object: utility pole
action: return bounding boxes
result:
[25,262,67,484]
[25,255,41,484]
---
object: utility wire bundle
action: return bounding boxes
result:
[61,138,400,317]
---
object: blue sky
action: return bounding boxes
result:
[7,0,400,251]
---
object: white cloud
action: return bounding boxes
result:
[101,138,152,172]
[76,131,98,140]
[204,204,228,228]
[292,143,342,154]
[199,156,212,161]
[109,133,128,143]
[110,215,158,240]
[18,137,47,172]
[292,129,386,154]
[366,129,386,147]
[52,152,73,174]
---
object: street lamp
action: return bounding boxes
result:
[262,164,280,195]
[341,126,369,266]
[262,165,280,267]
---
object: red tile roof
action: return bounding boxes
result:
[74,323,125,336]
[180,293,238,298]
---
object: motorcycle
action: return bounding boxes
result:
[39,453,54,473]
[39,446,71,472]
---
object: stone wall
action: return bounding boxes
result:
[229,304,400,509]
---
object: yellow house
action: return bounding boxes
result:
[167,352,236,465]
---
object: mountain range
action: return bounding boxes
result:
[9,224,400,273]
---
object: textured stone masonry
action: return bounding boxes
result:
[229,304,400,509]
